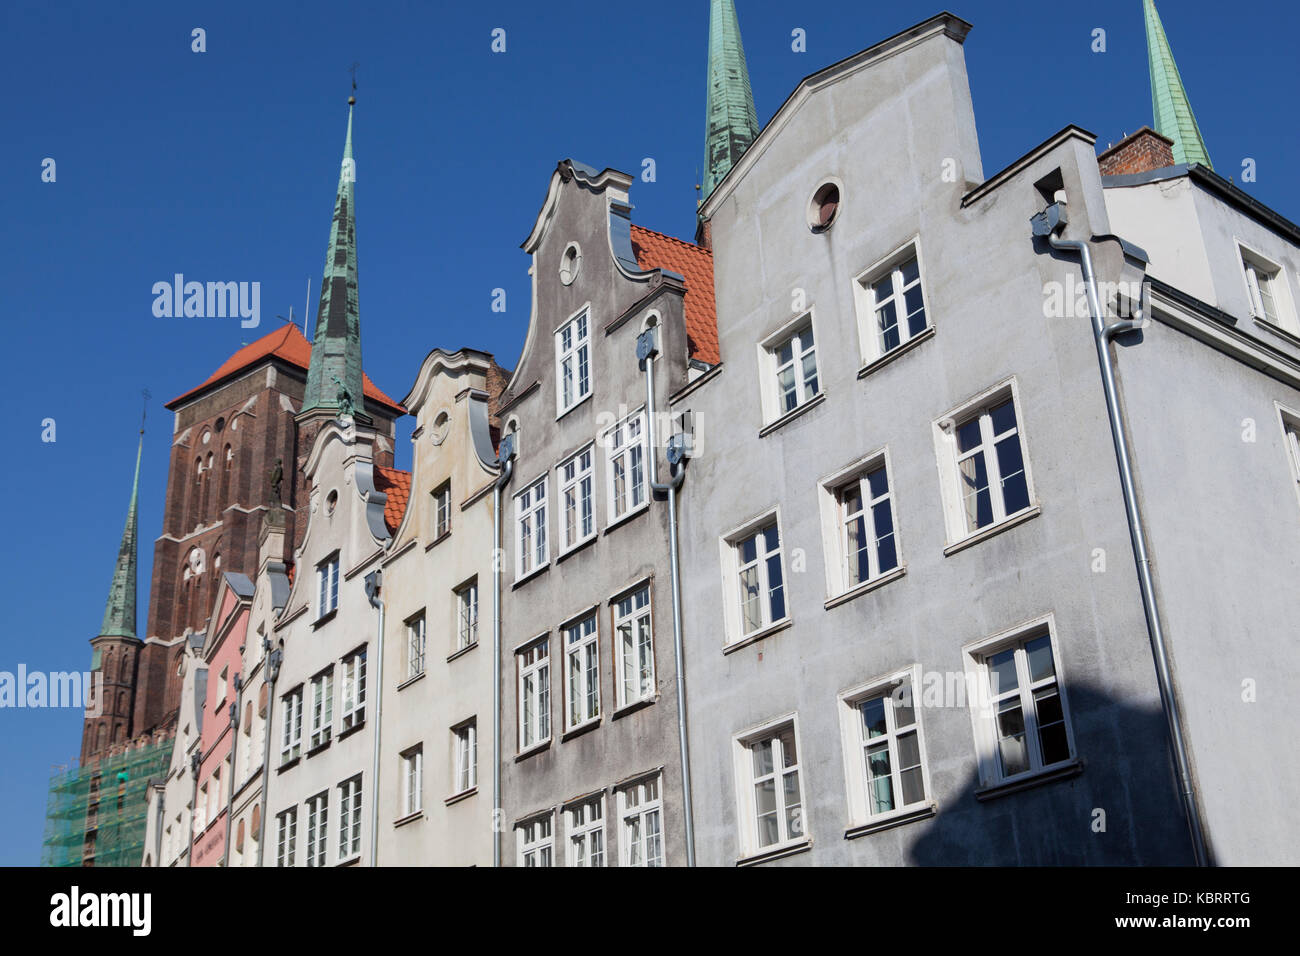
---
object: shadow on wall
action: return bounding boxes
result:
[906,682,1200,866]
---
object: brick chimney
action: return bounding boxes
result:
[1098,127,1176,176]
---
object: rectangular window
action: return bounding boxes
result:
[563,613,599,729]
[317,554,339,617]
[834,460,898,591]
[566,795,605,867]
[275,808,297,868]
[406,612,426,678]
[1241,245,1293,330]
[856,247,928,362]
[725,518,787,641]
[766,320,819,417]
[605,413,646,523]
[305,791,328,868]
[455,580,479,652]
[517,639,550,751]
[517,813,554,867]
[340,649,367,732]
[338,776,363,861]
[614,585,654,708]
[618,776,663,867]
[280,687,302,764]
[1281,410,1300,510]
[556,308,592,414]
[432,482,452,539]
[736,721,807,857]
[401,746,423,817]
[839,670,930,826]
[515,477,549,578]
[309,670,333,750]
[453,720,478,794]
[558,445,596,550]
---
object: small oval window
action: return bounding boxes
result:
[559,243,582,285]
[809,182,840,232]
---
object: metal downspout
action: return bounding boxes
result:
[221,676,242,866]
[492,449,514,868]
[1037,206,1209,866]
[366,572,385,867]
[187,749,200,867]
[255,638,280,868]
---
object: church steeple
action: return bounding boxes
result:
[701,0,760,202]
[1144,0,1212,169]
[303,97,367,418]
[100,433,143,639]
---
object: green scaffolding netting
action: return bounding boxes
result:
[42,740,172,867]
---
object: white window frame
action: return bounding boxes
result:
[432,481,452,539]
[565,794,606,867]
[962,615,1077,789]
[401,745,423,817]
[337,775,363,862]
[515,475,549,579]
[733,715,809,860]
[1277,403,1300,514]
[516,812,555,867]
[517,637,551,752]
[853,239,931,365]
[604,410,647,524]
[275,807,297,867]
[555,305,593,416]
[933,378,1037,545]
[613,584,654,708]
[1238,239,1297,333]
[718,509,790,646]
[308,669,333,750]
[757,312,821,424]
[340,648,367,732]
[406,611,426,678]
[557,443,597,552]
[452,719,478,795]
[317,553,339,618]
[305,791,329,867]
[616,774,664,867]
[280,686,302,765]
[817,448,903,599]
[563,611,600,730]
[455,579,479,652]
[837,664,933,830]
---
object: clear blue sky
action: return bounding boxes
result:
[2,0,1295,866]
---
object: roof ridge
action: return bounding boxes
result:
[630,223,712,255]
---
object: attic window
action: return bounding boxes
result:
[326,490,339,516]
[809,182,841,232]
[431,410,450,446]
[560,243,582,285]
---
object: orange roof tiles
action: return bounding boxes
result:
[629,224,719,365]
[373,465,411,536]
[167,323,405,413]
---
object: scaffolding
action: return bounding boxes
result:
[42,739,173,867]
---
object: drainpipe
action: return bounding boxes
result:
[221,674,242,866]
[187,749,201,867]
[637,325,696,867]
[256,637,282,868]
[365,570,385,867]
[152,785,164,867]
[491,439,515,868]
[1032,200,1210,867]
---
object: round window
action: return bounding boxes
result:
[808,181,841,232]
[559,243,582,285]
[431,410,451,446]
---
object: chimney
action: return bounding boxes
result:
[1098,127,1176,176]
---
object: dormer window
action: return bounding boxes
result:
[556,308,592,415]
[1240,243,1296,334]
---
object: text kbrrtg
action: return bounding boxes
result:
[0,666,102,716]
[152,275,260,328]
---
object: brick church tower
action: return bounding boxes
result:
[78,98,403,762]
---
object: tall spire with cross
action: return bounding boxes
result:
[1144,0,1212,169]
[100,413,145,640]
[701,0,760,204]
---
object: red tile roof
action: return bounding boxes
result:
[629,225,719,365]
[167,323,405,414]
[373,465,411,536]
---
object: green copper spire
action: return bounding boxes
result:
[100,434,143,639]
[701,0,760,202]
[303,98,366,417]
[1144,0,1212,169]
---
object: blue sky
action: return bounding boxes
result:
[1,0,1295,866]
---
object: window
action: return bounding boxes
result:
[839,669,931,827]
[566,795,605,867]
[275,808,297,867]
[338,776,363,861]
[605,412,646,522]
[515,477,548,578]
[563,613,599,729]
[559,242,582,286]
[401,746,423,817]
[936,384,1034,542]
[855,247,928,362]
[305,792,329,867]
[1241,245,1294,331]
[455,580,478,651]
[614,585,654,707]
[735,721,806,857]
[558,444,596,550]
[406,612,426,678]
[317,554,339,618]
[1280,409,1300,510]
[617,775,663,867]
[808,181,840,232]
[309,670,333,750]
[453,720,478,794]
[280,687,303,765]
[556,308,592,413]
[432,482,451,539]
[517,639,550,751]
[821,455,899,596]
[340,649,367,732]
[517,813,554,867]
[966,620,1075,787]
[723,517,787,642]
[762,319,819,419]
